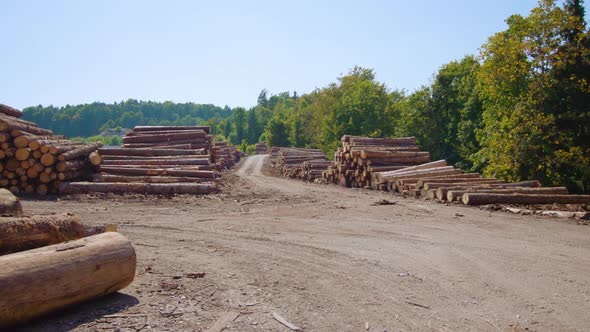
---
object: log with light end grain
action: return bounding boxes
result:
[88,151,102,166]
[462,193,590,206]
[0,103,23,118]
[446,187,569,202]
[0,189,23,217]
[59,181,219,195]
[0,213,83,254]
[0,232,136,327]
[58,141,104,161]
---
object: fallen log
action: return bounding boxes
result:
[462,193,590,206]
[93,174,219,183]
[446,187,569,202]
[0,213,83,255]
[0,232,136,327]
[89,151,102,166]
[133,125,210,133]
[98,166,217,178]
[423,179,504,190]
[101,158,210,166]
[59,182,219,195]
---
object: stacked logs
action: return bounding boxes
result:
[211,141,241,169]
[274,148,328,178]
[302,160,333,182]
[323,135,430,189]
[0,190,136,328]
[61,126,220,195]
[375,159,590,208]
[0,104,102,195]
[255,143,268,154]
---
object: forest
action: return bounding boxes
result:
[22,0,590,191]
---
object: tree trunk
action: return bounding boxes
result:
[446,187,569,202]
[133,125,210,133]
[93,173,219,183]
[435,180,543,201]
[422,179,504,190]
[0,116,53,136]
[88,151,102,166]
[462,193,590,205]
[0,232,136,327]
[365,155,431,166]
[58,142,104,161]
[349,137,417,146]
[0,103,23,118]
[99,148,205,157]
[98,166,217,178]
[0,213,84,254]
[360,150,429,159]
[101,158,210,166]
[59,181,219,194]
[122,131,207,144]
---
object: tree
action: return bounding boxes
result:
[246,109,260,144]
[231,107,246,145]
[265,116,290,147]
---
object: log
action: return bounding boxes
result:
[0,117,53,136]
[58,141,104,161]
[0,232,136,327]
[101,158,210,166]
[0,189,22,217]
[123,143,209,150]
[99,148,205,157]
[98,166,218,178]
[133,125,210,133]
[446,187,569,202]
[56,160,88,172]
[349,137,417,146]
[435,180,543,201]
[462,193,590,206]
[403,173,482,187]
[0,213,84,254]
[422,179,504,190]
[15,148,30,161]
[88,151,102,166]
[93,174,219,183]
[366,155,431,166]
[122,131,207,144]
[0,103,23,118]
[59,182,219,195]
[360,151,430,159]
[40,153,56,166]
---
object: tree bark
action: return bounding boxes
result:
[93,173,219,183]
[0,213,84,254]
[0,189,22,217]
[446,187,569,202]
[58,142,104,161]
[99,148,206,157]
[0,103,23,118]
[122,131,207,144]
[423,180,505,190]
[59,181,219,194]
[435,180,543,201]
[462,193,590,205]
[98,166,218,178]
[0,232,136,327]
[133,125,210,133]
[101,158,210,166]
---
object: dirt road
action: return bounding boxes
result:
[18,155,590,331]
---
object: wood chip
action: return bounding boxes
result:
[272,312,300,331]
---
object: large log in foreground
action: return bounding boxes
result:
[59,182,219,195]
[0,103,23,118]
[0,232,136,327]
[0,188,22,216]
[0,213,84,255]
[463,193,590,206]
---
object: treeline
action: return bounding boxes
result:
[218,0,589,191]
[23,99,231,137]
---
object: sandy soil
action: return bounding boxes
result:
[14,155,590,332]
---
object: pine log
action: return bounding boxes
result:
[463,193,590,205]
[121,139,210,148]
[0,232,136,327]
[423,180,505,190]
[93,173,219,183]
[88,151,102,166]
[0,117,53,136]
[133,125,210,133]
[349,137,417,146]
[59,182,219,195]
[15,148,30,161]
[99,148,205,157]
[0,189,22,217]
[0,213,83,254]
[122,131,207,144]
[98,166,218,178]
[101,158,210,166]
[366,155,431,166]
[435,180,543,201]
[360,151,430,159]
[58,141,103,161]
[446,187,569,202]
[401,173,482,187]
[40,153,56,166]
[56,160,88,172]
[0,103,23,118]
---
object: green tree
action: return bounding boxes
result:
[231,107,246,145]
[265,116,290,147]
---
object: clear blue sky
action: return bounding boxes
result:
[1,1,588,110]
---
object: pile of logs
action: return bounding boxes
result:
[323,135,430,189]
[255,142,268,154]
[273,148,328,179]
[374,159,590,207]
[211,141,241,169]
[0,103,103,195]
[0,190,135,327]
[61,126,221,195]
